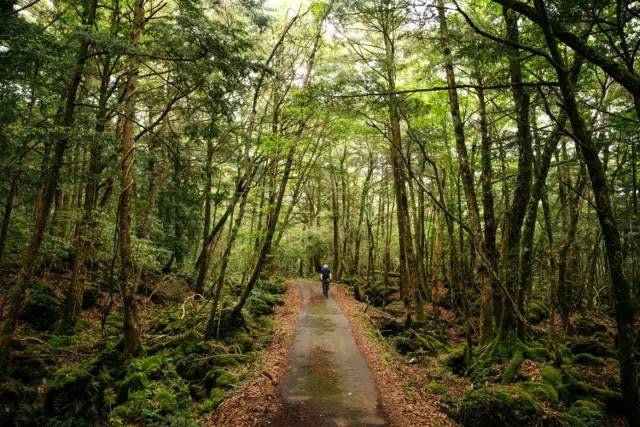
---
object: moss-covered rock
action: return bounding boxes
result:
[525,345,552,362]
[542,365,564,390]
[569,338,614,358]
[364,283,385,307]
[522,381,559,404]
[572,353,605,367]
[574,317,608,336]
[81,286,101,309]
[44,365,105,424]
[527,301,549,324]
[458,385,543,427]
[18,283,61,331]
[568,400,606,427]
[0,379,37,426]
[444,346,468,375]
[176,354,215,381]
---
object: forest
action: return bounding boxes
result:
[0,0,639,425]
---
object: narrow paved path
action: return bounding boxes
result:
[274,279,388,426]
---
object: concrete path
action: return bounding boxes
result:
[275,280,388,426]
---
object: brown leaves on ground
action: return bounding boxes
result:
[333,285,460,427]
[205,280,302,427]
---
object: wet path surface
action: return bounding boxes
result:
[274,280,388,426]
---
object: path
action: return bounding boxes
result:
[273,279,388,426]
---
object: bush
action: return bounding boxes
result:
[458,385,543,427]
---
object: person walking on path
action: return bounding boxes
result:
[320,264,331,297]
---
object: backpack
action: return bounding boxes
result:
[320,266,330,280]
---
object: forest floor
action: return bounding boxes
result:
[211,279,456,427]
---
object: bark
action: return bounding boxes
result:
[0,175,18,265]
[477,84,497,344]
[118,0,146,358]
[534,0,640,422]
[500,8,533,339]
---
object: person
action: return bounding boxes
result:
[319,264,331,297]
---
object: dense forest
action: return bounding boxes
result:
[1,0,639,425]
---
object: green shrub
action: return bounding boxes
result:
[458,385,543,427]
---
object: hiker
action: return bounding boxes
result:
[320,264,331,297]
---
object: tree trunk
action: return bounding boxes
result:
[118,0,146,358]
[500,8,533,339]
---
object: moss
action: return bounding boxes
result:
[501,348,524,384]
[0,379,37,426]
[444,346,468,375]
[542,365,564,389]
[427,382,449,396]
[525,346,552,362]
[569,338,614,357]
[44,365,105,424]
[199,388,226,413]
[458,384,543,427]
[522,381,559,404]
[212,354,240,367]
[18,283,61,331]
[572,353,605,367]
[527,301,549,324]
[215,371,236,389]
[568,400,606,427]
[574,317,607,336]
